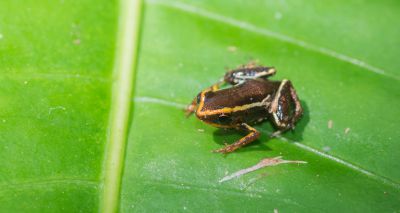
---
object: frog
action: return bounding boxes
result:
[185,63,303,154]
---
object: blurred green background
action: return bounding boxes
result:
[0,0,399,212]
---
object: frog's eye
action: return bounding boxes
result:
[217,115,232,124]
[196,94,201,104]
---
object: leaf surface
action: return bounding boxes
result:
[1,0,399,212]
[121,1,400,212]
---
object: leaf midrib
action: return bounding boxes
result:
[100,0,143,212]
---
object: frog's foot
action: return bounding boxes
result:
[212,143,234,154]
[212,123,260,154]
[185,97,197,117]
[185,105,195,117]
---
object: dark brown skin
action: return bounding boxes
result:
[197,79,280,126]
[186,64,303,153]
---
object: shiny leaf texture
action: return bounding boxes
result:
[0,0,116,212]
[0,0,399,212]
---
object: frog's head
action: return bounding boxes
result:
[194,92,236,128]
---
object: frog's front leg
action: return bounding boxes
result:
[213,123,260,154]
[185,97,198,117]
[185,79,225,117]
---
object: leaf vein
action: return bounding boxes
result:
[131,178,303,207]
[148,0,399,81]
[0,178,98,193]
[134,96,400,189]
[0,73,110,82]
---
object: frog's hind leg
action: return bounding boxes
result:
[224,66,276,85]
[268,79,303,136]
[213,123,260,154]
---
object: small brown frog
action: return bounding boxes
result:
[186,63,303,153]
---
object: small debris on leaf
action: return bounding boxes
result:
[197,129,205,132]
[48,106,66,115]
[328,120,333,129]
[219,156,307,183]
[274,11,283,20]
[322,146,331,152]
[73,38,81,45]
[344,127,351,134]
[227,46,237,52]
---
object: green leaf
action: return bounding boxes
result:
[1,0,399,212]
[0,0,118,212]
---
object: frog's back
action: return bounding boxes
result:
[201,79,279,111]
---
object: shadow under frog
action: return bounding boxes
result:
[212,100,309,153]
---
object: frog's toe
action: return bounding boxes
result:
[212,148,228,154]
[212,146,233,154]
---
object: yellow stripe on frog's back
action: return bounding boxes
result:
[197,94,271,116]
